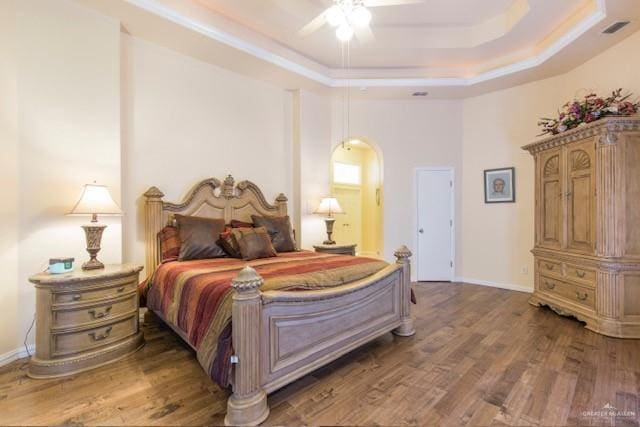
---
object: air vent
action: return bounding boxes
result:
[412,92,428,97]
[602,21,630,34]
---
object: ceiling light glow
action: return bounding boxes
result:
[326,5,345,27]
[351,6,371,27]
[336,23,355,41]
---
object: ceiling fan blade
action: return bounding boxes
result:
[354,25,375,44]
[363,0,423,7]
[298,12,327,37]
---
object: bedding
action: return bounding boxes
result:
[176,214,226,261]
[252,215,296,252]
[231,226,277,260]
[139,250,389,388]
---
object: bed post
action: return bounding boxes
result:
[144,186,164,278]
[225,267,269,427]
[275,193,288,216]
[393,245,416,337]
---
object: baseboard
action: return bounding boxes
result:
[453,277,533,293]
[0,344,35,367]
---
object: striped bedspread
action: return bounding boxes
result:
[139,251,389,388]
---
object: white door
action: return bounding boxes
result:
[417,168,454,281]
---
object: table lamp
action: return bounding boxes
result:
[313,197,344,245]
[68,183,123,270]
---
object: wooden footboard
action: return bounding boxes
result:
[225,246,415,426]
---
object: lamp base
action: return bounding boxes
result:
[323,217,336,245]
[81,223,107,270]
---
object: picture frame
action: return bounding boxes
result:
[484,167,515,203]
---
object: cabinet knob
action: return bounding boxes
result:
[418,229,424,234]
[72,294,81,301]
[576,291,588,301]
[575,270,586,278]
[545,263,555,270]
[544,281,556,290]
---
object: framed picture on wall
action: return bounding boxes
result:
[484,167,515,203]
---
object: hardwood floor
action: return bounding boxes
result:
[1,282,639,426]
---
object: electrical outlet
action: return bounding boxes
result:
[521,266,528,275]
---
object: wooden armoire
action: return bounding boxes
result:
[523,116,640,338]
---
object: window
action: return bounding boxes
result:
[333,162,361,185]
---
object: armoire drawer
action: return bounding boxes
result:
[538,259,562,276]
[539,275,595,310]
[564,264,596,287]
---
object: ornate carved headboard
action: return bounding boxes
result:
[143,175,288,275]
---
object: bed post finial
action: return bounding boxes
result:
[393,245,416,337]
[225,267,269,426]
[144,186,165,279]
[276,193,288,216]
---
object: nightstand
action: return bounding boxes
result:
[28,264,144,378]
[313,243,357,256]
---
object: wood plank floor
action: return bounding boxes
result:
[1,282,639,426]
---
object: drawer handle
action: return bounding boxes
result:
[89,326,113,341]
[576,291,588,301]
[545,263,555,270]
[575,270,586,278]
[72,294,82,301]
[117,287,126,293]
[544,281,556,290]
[88,306,112,319]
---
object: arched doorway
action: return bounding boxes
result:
[329,138,383,257]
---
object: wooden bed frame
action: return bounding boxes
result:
[143,175,415,426]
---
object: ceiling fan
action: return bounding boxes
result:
[298,0,423,42]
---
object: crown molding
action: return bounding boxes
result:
[126,0,607,89]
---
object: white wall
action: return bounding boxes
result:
[0,0,20,359]
[295,90,333,249]
[332,99,464,275]
[0,0,122,359]
[460,30,640,291]
[121,35,294,274]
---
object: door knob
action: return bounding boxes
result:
[419,228,424,233]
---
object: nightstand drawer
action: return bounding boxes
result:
[539,275,595,310]
[53,279,137,305]
[53,294,137,329]
[52,315,137,357]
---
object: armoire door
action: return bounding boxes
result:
[539,148,563,249]
[566,140,596,253]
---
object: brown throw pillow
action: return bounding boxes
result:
[251,215,296,252]
[231,226,277,260]
[175,214,227,261]
[230,219,253,228]
[159,225,181,263]
[218,226,242,259]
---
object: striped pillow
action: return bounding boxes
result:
[159,225,181,263]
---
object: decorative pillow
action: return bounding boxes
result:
[251,215,296,252]
[231,226,277,260]
[159,225,181,263]
[175,214,227,261]
[230,219,253,228]
[218,226,242,259]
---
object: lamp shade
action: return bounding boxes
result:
[68,184,123,216]
[314,197,344,216]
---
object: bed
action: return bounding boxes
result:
[142,175,415,426]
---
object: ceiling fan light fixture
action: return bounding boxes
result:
[326,5,345,27]
[336,23,355,41]
[351,6,372,27]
